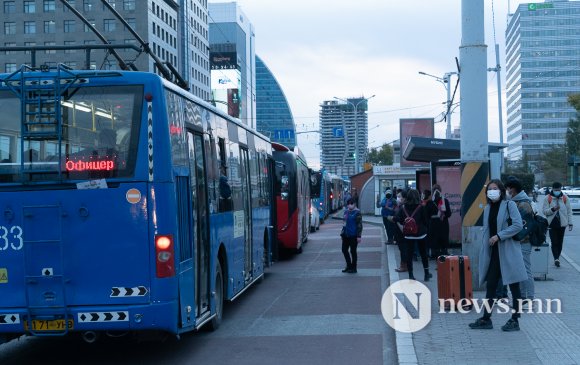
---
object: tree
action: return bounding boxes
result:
[566,94,580,158]
[540,145,567,184]
[367,143,394,165]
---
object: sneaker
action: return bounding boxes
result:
[342,267,350,273]
[469,317,493,329]
[555,259,560,267]
[347,268,357,273]
[501,318,520,332]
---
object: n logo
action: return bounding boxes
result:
[381,279,431,333]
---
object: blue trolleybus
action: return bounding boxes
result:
[0,66,273,343]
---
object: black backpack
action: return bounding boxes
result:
[529,214,548,246]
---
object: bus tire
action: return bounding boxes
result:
[208,262,224,331]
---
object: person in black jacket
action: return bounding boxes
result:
[429,184,452,257]
[394,188,431,281]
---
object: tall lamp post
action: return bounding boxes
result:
[418,71,458,139]
[333,95,375,174]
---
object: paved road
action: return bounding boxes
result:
[0,219,398,365]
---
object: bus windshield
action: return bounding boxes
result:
[0,85,143,183]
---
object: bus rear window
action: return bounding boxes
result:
[0,85,142,183]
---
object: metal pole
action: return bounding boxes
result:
[460,0,488,289]
[445,73,453,139]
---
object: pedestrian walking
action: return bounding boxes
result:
[380,188,398,244]
[394,189,431,281]
[506,176,535,307]
[341,198,362,273]
[542,181,573,268]
[469,179,527,332]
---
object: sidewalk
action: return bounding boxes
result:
[362,214,580,365]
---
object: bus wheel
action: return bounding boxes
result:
[208,262,224,331]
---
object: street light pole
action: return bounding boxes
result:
[333,95,375,174]
[418,71,458,139]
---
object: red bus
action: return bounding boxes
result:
[272,143,311,253]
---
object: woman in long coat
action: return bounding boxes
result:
[469,179,527,332]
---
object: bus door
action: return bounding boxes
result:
[188,133,211,319]
[239,147,253,282]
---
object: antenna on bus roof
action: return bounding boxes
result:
[58,0,135,71]
[100,0,190,91]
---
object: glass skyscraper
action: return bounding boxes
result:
[319,98,368,177]
[506,0,580,165]
[255,55,296,149]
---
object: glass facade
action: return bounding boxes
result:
[506,1,580,165]
[255,55,296,149]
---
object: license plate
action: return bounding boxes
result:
[24,319,74,331]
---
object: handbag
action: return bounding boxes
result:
[340,226,346,238]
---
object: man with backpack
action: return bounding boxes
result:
[542,181,573,268]
[506,177,535,307]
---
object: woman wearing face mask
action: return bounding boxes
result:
[542,181,573,267]
[341,198,363,273]
[469,179,528,332]
[392,189,408,272]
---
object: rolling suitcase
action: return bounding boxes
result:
[437,255,473,310]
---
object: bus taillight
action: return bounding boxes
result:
[155,235,175,278]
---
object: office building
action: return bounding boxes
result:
[506,0,580,165]
[319,98,369,177]
[0,0,211,101]
[208,2,256,128]
[255,55,296,148]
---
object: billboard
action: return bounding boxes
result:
[210,68,241,118]
[399,118,434,167]
[434,164,462,244]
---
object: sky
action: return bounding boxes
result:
[228,0,531,169]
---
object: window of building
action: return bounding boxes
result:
[24,21,36,34]
[83,0,93,11]
[3,42,15,55]
[44,41,56,54]
[84,20,95,32]
[4,22,15,35]
[63,0,75,11]
[5,63,17,73]
[4,1,15,13]
[84,40,96,45]
[103,19,115,32]
[44,20,56,33]
[24,1,35,13]
[64,20,75,33]
[123,0,135,11]
[43,0,55,12]
[126,18,136,31]
[64,40,75,53]
[24,41,35,54]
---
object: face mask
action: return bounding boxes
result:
[386,193,392,198]
[347,204,355,210]
[553,191,561,197]
[487,190,501,201]
[397,197,402,204]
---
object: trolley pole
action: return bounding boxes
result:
[460,0,488,289]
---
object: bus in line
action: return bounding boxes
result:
[0,65,273,343]
[272,143,311,254]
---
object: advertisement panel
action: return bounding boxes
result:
[399,119,434,167]
[435,164,462,244]
[210,68,241,118]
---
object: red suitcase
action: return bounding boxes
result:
[437,255,473,310]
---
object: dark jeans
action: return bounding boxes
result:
[404,238,429,278]
[342,236,358,269]
[484,246,522,320]
[382,217,396,243]
[549,226,566,260]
